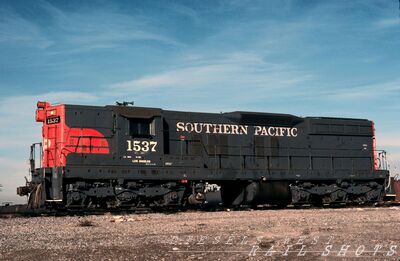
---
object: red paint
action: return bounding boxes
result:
[37,101,109,168]
[371,121,378,170]
[37,101,50,109]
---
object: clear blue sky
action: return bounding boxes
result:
[0,0,399,202]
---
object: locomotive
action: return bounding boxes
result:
[17,101,389,209]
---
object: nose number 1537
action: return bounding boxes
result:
[127,140,157,152]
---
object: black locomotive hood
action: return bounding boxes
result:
[223,111,303,126]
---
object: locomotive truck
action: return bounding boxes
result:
[17,101,389,209]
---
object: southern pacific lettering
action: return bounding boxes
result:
[176,122,298,137]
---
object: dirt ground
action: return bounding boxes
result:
[0,207,399,260]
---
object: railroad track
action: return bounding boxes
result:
[1,200,399,218]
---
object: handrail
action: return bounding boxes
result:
[375,150,388,170]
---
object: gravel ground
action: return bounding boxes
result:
[0,207,399,260]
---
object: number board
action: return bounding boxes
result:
[46,116,60,125]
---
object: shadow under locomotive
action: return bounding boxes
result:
[16,101,390,211]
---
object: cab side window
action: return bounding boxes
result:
[129,118,154,137]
